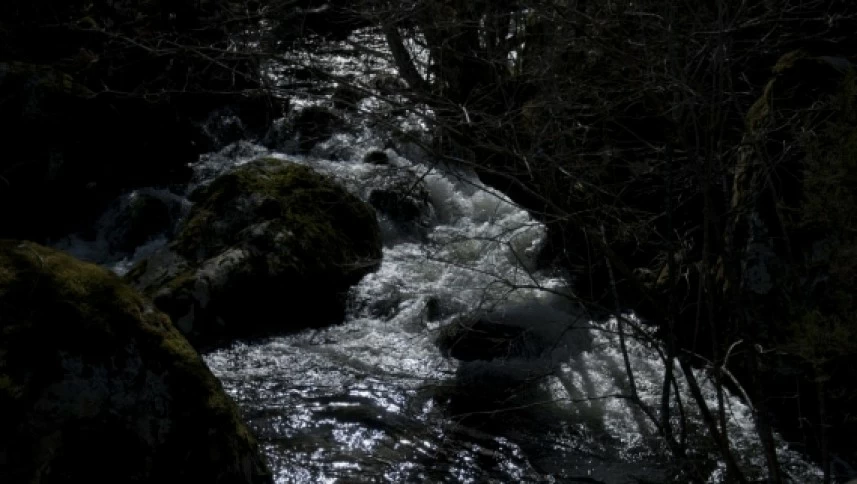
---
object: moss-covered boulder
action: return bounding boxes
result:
[0,240,271,483]
[725,50,857,470]
[127,158,383,348]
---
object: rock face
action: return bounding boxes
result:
[725,51,857,469]
[127,158,383,347]
[0,240,272,484]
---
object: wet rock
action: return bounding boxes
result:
[127,158,383,348]
[369,188,428,224]
[259,118,294,152]
[201,112,248,150]
[436,316,540,362]
[368,171,435,239]
[200,93,288,151]
[347,284,403,321]
[108,190,184,253]
[0,241,272,484]
[363,150,390,165]
[234,91,288,135]
[436,300,589,363]
[294,106,344,153]
[0,62,101,240]
[372,73,407,95]
[424,296,468,322]
[332,83,366,111]
[0,59,218,241]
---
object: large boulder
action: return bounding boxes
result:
[127,158,383,347]
[0,240,271,483]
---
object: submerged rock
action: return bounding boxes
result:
[331,83,366,111]
[368,168,435,241]
[128,158,383,347]
[200,93,289,152]
[0,240,271,483]
[294,106,344,153]
[436,316,538,362]
[436,300,590,363]
[101,189,185,254]
[369,186,432,226]
[363,150,390,165]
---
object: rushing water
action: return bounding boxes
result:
[54,28,826,483]
[58,134,822,482]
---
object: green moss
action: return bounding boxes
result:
[788,309,857,364]
[0,374,23,400]
[76,16,98,30]
[0,240,143,340]
[795,71,857,318]
[174,158,381,277]
[746,79,774,133]
[743,55,857,449]
[124,258,149,285]
[772,50,811,74]
[141,158,383,346]
[164,268,196,293]
[0,264,14,286]
[748,51,854,135]
[0,240,271,482]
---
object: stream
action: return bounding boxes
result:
[54,29,825,484]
